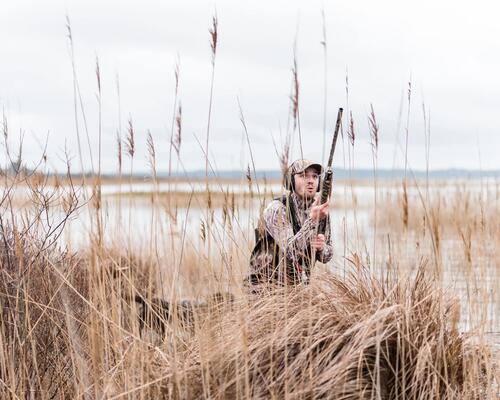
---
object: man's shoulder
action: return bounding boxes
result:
[263,196,289,221]
[264,196,288,212]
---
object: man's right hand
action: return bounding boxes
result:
[309,196,330,221]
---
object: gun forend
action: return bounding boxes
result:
[320,168,333,204]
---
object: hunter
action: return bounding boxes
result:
[246,159,333,291]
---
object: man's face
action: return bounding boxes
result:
[293,167,320,199]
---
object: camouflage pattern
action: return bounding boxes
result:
[285,159,323,190]
[246,191,333,291]
[288,159,323,175]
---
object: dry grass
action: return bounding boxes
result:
[1,16,498,398]
[0,223,497,398]
[169,266,494,399]
[2,135,498,399]
[1,170,499,399]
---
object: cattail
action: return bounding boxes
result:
[126,117,135,159]
[368,104,379,152]
[174,104,182,155]
[348,111,355,146]
[209,15,218,65]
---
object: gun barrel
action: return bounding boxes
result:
[317,107,342,235]
[326,108,343,168]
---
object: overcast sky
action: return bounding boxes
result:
[1,0,499,174]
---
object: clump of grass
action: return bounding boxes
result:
[0,225,89,399]
[162,264,495,399]
[0,217,167,398]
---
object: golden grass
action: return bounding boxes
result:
[170,267,492,399]
[3,13,498,397]
[1,170,498,399]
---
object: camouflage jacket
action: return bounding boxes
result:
[246,192,333,288]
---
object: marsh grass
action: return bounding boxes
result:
[1,167,498,399]
[175,266,495,399]
[1,16,498,400]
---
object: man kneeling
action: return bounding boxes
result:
[246,159,333,292]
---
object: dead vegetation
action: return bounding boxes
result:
[0,215,497,398]
[1,14,498,399]
[1,140,498,399]
[167,267,495,399]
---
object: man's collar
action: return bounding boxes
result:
[291,191,314,210]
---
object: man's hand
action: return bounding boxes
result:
[311,234,326,251]
[309,196,330,221]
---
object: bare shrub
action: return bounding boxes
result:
[0,225,88,398]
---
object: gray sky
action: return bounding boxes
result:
[1,0,499,174]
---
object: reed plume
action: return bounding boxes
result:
[126,117,135,159]
[348,110,355,147]
[146,130,156,180]
[116,130,122,174]
[169,57,181,177]
[368,104,379,152]
[174,104,182,156]
[209,15,218,64]
[205,14,218,182]
[291,56,299,131]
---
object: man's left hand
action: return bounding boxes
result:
[311,234,326,251]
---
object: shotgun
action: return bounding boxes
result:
[318,107,343,235]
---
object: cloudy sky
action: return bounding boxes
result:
[1,0,499,174]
